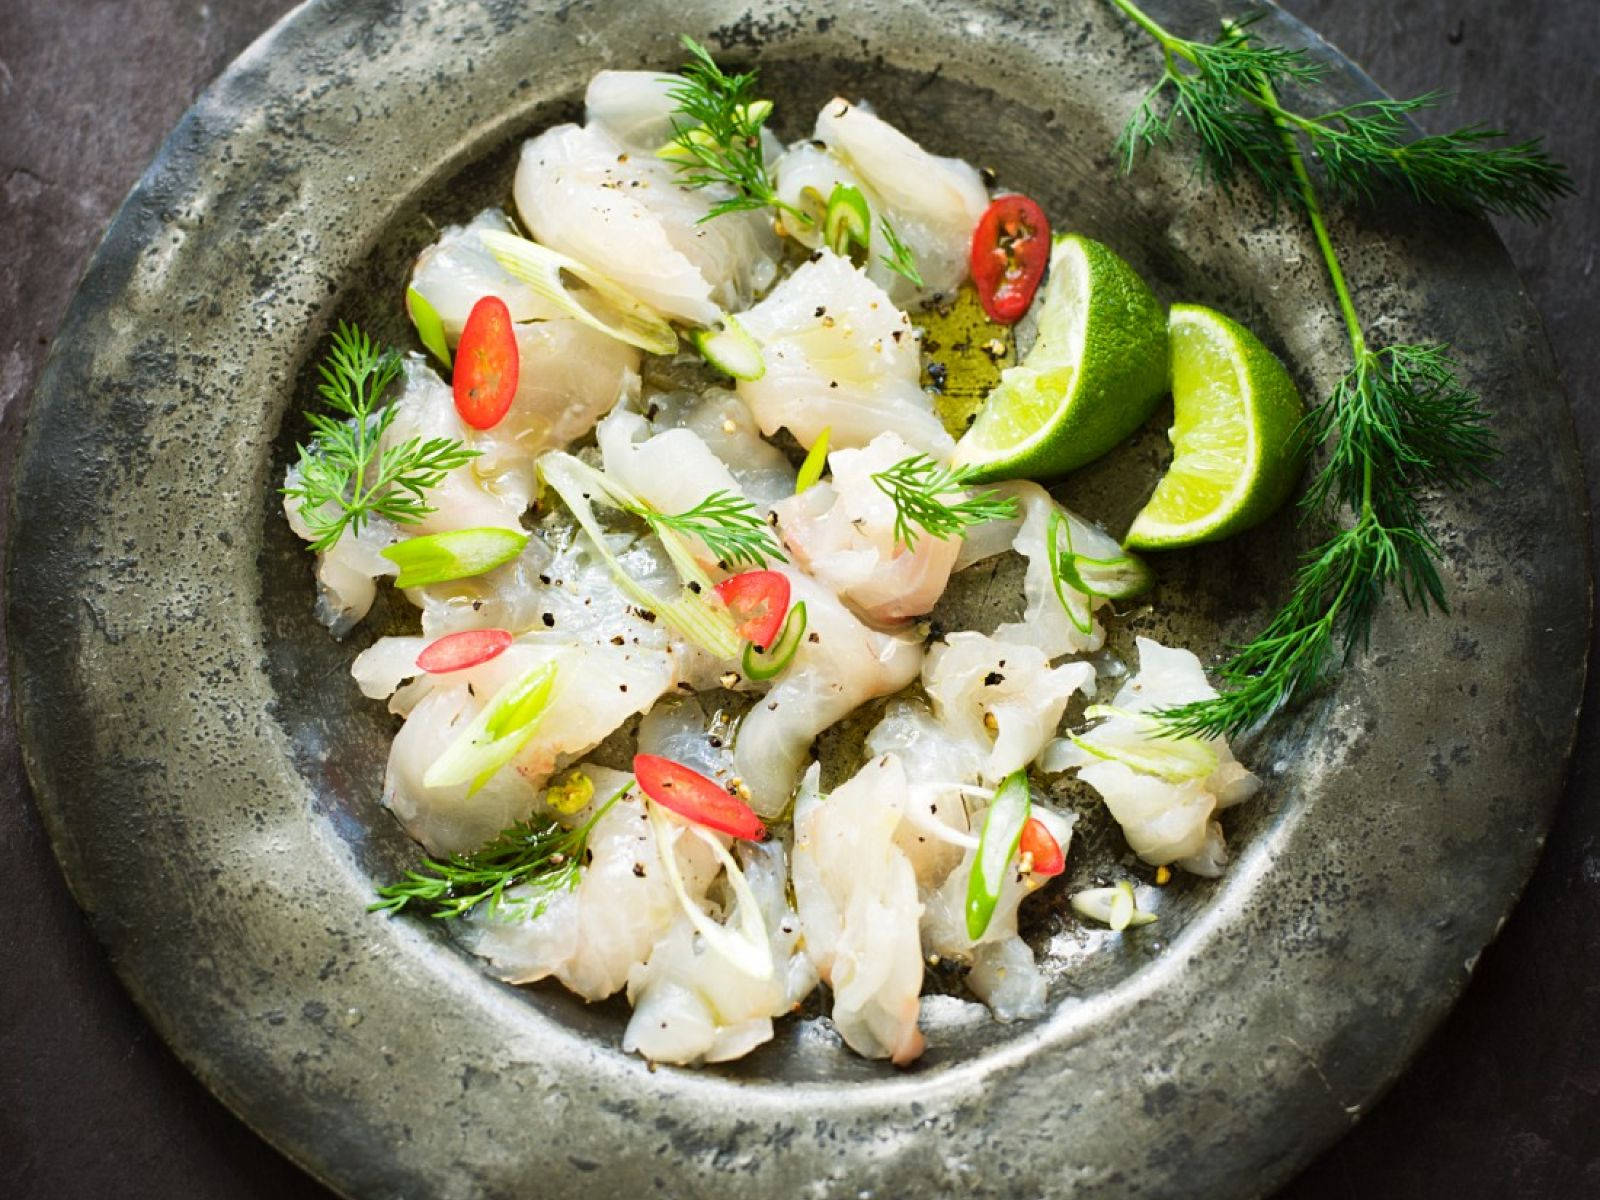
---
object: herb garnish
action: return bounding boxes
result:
[1110,2,1572,219]
[630,489,787,570]
[666,36,808,227]
[1108,2,1565,737]
[667,38,925,285]
[877,217,926,288]
[370,779,631,920]
[284,323,477,552]
[871,454,1019,549]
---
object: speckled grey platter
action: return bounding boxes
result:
[9,0,1590,1197]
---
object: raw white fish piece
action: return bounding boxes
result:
[967,936,1049,1022]
[425,320,638,532]
[377,638,570,852]
[771,141,870,254]
[375,640,678,855]
[379,358,528,535]
[647,388,797,511]
[501,319,641,457]
[285,357,523,632]
[584,70,680,148]
[281,478,397,634]
[734,253,953,457]
[863,698,983,888]
[1046,637,1261,875]
[732,567,924,817]
[991,483,1125,658]
[792,757,926,1063]
[408,210,564,343]
[921,802,1074,1021]
[472,774,723,1001]
[1077,762,1220,869]
[623,839,816,1064]
[922,631,1095,783]
[774,431,961,624]
[586,70,784,162]
[812,98,988,302]
[636,694,738,784]
[597,407,750,570]
[513,123,779,324]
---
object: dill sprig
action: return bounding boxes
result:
[1110,1,1572,220]
[370,781,630,921]
[667,36,808,227]
[878,217,925,287]
[871,455,1020,549]
[283,323,478,553]
[629,489,787,570]
[1109,11,1517,738]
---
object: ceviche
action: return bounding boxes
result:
[283,41,1300,1066]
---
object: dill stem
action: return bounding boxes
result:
[1247,44,1367,362]
[1247,58,1377,521]
[1110,0,1187,58]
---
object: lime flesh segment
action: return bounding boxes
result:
[951,233,1169,481]
[1124,304,1306,550]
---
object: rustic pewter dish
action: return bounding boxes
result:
[9,0,1590,1196]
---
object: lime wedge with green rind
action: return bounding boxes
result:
[951,233,1169,481]
[1124,303,1306,550]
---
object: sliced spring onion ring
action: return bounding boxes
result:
[795,426,830,494]
[741,600,807,681]
[405,285,452,368]
[965,769,1031,940]
[648,799,774,981]
[1071,881,1157,930]
[1071,704,1219,782]
[824,183,872,256]
[1047,510,1154,635]
[539,453,742,659]
[689,313,765,381]
[382,527,529,589]
[423,660,559,794]
[477,229,678,355]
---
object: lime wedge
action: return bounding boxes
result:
[1124,304,1306,550]
[951,233,1168,481]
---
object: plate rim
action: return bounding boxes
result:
[9,1,1592,1197]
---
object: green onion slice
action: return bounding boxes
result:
[477,229,678,355]
[824,183,872,257]
[1047,509,1154,635]
[1070,704,1219,782]
[965,769,1032,941]
[648,799,774,981]
[795,426,830,494]
[741,600,807,681]
[423,660,559,794]
[383,527,529,589]
[689,313,765,381]
[405,285,453,369]
[539,453,742,659]
[1071,881,1158,930]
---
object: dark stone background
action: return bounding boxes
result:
[1,1,1594,1195]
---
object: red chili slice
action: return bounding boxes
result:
[969,194,1051,325]
[634,754,767,841]
[414,628,514,674]
[1019,817,1065,877]
[453,295,519,430]
[713,570,790,651]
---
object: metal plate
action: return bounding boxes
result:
[9,1,1589,1196]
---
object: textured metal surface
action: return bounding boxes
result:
[6,1,1590,1198]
